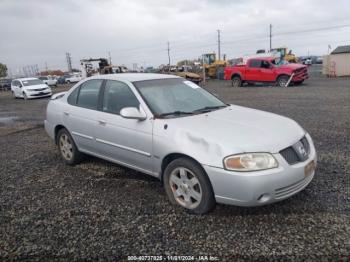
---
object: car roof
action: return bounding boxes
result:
[15,77,39,81]
[88,73,180,82]
[249,57,275,61]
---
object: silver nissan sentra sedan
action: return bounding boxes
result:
[45,73,317,214]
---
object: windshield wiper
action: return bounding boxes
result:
[193,105,227,113]
[156,111,194,118]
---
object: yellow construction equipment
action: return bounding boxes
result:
[202,53,227,79]
[271,47,298,63]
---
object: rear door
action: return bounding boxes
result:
[62,79,103,153]
[245,59,261,81]
[94,80,154,174]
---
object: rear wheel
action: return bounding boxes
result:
[277,75,290,87]
[163,158,215,214]
[231,76,242,88]
[57,128,83,165]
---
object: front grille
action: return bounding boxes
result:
[31,92,50,97]
[34,88,47,91]
[280,147,299,165]
[280,136,310,165]
[300,136,310,154]
[294,68,308,79]
[275,175,313,199]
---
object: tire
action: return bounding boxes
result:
[231,76,242,88]
[277,75,290,87]
[294,81,303,86]
[66,80,71,84]
[12,91,17,99]
[57,128,83,165]
[163,157,215,214]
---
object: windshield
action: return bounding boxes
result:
[22,79,44,86]
[134,78,227,117]
[271,59,289,67]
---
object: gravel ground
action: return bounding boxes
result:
[0,75,349,261]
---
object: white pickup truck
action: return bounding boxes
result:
[65,74,82,84]
[38,76,57,86]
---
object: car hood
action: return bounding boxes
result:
[278,63,306,71]
[154,105,305,159]
[23,84,49,90]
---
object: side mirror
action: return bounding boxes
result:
[120,107,147,120]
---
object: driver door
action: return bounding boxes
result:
[94,80,154,174]
[12,80,22,96]
[260,60,275,82]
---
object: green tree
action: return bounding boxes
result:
[0,63,8,77]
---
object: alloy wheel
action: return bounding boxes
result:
[169,167,202,209]
[278,77,288,87]
[59,134,73,160]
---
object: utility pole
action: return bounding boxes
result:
[269,24,272,52]
[66,52,72,73]
[167,42,171,71]
[45,62,48,72]
[108,51,112,65]
[217,29,221,60]
[202,54,206,85]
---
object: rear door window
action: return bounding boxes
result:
[76,79,103,110]
[249,60,261,68]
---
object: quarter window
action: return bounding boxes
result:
[67,86,79,105]
[76,79,103,110]
[102,80,140,114]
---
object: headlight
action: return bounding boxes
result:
[224,153,278,172]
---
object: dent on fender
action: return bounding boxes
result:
[176,130,224,158]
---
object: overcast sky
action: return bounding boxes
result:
[1,0,350,73]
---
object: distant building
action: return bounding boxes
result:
[323,45,350,77]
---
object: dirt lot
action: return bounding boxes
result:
[0,74,349,261]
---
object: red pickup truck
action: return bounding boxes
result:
[224,57,308,87]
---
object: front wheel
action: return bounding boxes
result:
[163,158,215,214]
[277,75,290,87]
[57,128,83,165]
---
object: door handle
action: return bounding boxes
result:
[98,120,107,126]
[64,112,69,116]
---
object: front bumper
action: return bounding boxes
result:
[292,69,308,82]
[203,135,317,206]
[26,91,52,99]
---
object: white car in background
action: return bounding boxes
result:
[38,76,57,86]
[66,74,82,84]
[11,78,52,99]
